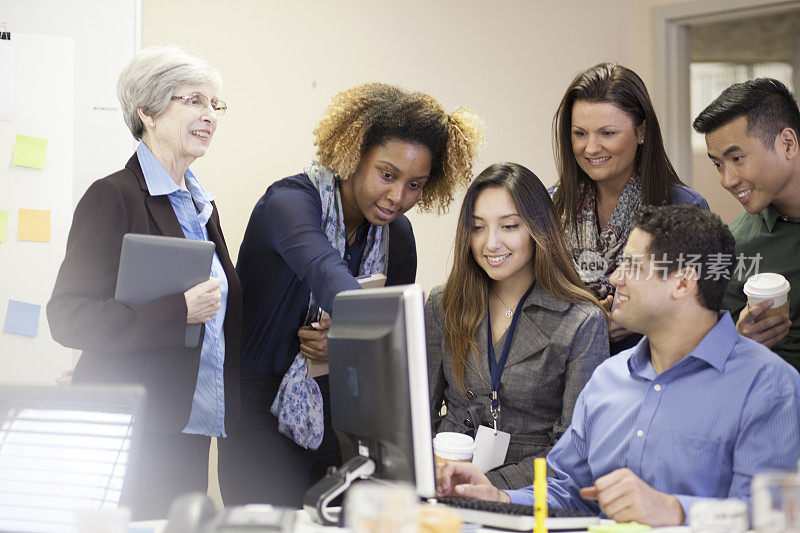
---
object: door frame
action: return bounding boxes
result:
[653,0,800,183]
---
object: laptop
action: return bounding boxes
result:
[0,384,146,533]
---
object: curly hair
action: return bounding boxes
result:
[313,83,484,213]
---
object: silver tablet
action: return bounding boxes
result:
[115,233,215,347]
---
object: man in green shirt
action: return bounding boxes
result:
[693,78,800,371]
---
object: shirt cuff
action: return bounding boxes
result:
[674,495,704,525]
[504,488,534,507]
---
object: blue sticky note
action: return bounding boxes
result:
[3,300,40,337]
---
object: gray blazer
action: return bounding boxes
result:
[426,283,609,489]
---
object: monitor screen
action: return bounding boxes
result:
[328,284,435,498]
[0,385,145,533]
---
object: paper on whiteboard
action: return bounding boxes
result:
[0,38,14,122]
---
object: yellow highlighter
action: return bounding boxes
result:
[534,457,547,533]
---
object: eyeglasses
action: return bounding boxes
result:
[171,93,227,116]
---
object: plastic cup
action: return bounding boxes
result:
[744,273,791,320]
[752,471,800,532]
[345,481,417,533]
[689,499,748,532]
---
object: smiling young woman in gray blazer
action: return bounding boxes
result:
[426,163,609,490]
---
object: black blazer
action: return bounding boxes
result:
[47,153,242,434]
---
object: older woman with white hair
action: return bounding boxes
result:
[47,45,241,519]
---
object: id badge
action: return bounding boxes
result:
[472,425,510,473]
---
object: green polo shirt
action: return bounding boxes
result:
[722,205,800,371]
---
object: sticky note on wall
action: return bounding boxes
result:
[3,300,41,337]
[18,209,50,242]
[13,134,48,169]
[0,210,8,242]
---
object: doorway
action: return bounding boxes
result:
[653,0,800,222]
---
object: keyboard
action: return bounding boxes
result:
[434,496,600,531]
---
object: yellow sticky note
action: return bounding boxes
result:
[0,210,8,242]
[18,209,50,242]
[13,135,48,169]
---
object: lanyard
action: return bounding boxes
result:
[487,282,535,433]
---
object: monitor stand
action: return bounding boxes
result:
[303,455,376,525]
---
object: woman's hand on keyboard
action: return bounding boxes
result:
[437,462,511,503]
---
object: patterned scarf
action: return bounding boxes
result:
[564,176,641,299]
[270,162,389,449]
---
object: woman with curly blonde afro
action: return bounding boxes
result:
[220,82,483,507]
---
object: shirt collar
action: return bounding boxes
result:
[760,205,780,233]
[626,337,653,378]
[136,143,216,222]
[627,311,737,376]
[521,282,571,313]
[759,204,800,232]
[136,143,215,200]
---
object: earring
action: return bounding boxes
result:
[150,121,155,127]
[638,138,644,145]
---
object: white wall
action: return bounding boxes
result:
[1,0,731,379]
[142,0,652,292]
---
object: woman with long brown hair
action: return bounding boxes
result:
[426,162,608,490]
[551,63,708,352]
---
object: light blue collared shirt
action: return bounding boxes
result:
[506,312,800,522]
[137,142,228,437]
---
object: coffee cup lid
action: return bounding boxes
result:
[744,273,790,298]
[433,432,475,453]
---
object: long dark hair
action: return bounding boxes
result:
[552,63,683,227]
[441,163,605,395]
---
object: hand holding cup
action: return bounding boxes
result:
[739,273,791,347]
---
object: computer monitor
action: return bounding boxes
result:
[0,384,145,533]
[311,285,602,532]
[328,284,435,498]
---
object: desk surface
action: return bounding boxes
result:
[291,510,700,532]
[129,512,697,533]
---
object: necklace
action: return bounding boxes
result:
[492,291,514,318]
[346,223,360,245]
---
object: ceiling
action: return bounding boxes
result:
[691,10,800,63]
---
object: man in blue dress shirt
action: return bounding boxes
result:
[437,205,800,527]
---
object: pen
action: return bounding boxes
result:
[534,457,547,533]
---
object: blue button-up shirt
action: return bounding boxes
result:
[506,312,800,520]
[137,143,228,437]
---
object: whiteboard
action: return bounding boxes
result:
[2,0,141,203]
[0,1,140,384]
[0,34,74,384]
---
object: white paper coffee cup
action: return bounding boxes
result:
[433,432,475,469]
[744,273,790,319]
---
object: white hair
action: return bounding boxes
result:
[117,45,223,140]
